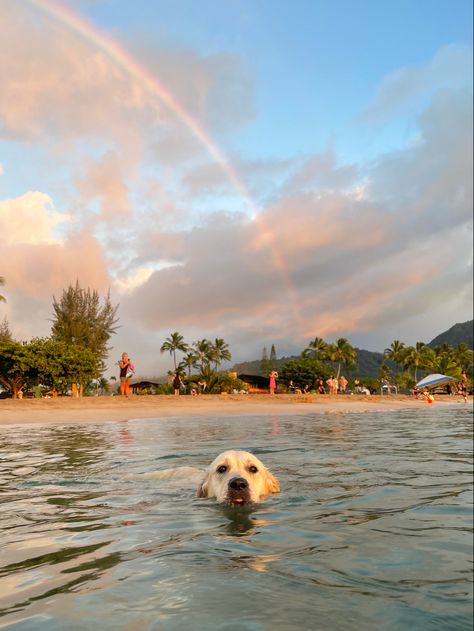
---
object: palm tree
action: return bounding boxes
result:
[303,336,327,359]
[403,342,428,381]
[428,353,460,376]
[160,332,188,370]
[181,352,198,377]
[0,276,6,303]
[210,338,232,369]
[324,338,357,378]
[378,363,391,384]
[193,339,213,369]
[454,343,473,372]
[199,364,219,393]
[384,340,406,368]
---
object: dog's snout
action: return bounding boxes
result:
[228,476,249,491]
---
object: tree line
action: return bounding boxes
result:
[159,332,237,393]
[278,336,472,392]
[1,276,472,396]
[0,281,118,397]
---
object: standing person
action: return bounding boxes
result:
[326,376,336,395]
[119,352,132,397]
[173,370,183,396]
[269,370,278,395]
[339,375,348,393]
[317,379,326,394]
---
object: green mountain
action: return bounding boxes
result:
[232,349,396,379]
[232,321,473,380]
[428,320,473,349]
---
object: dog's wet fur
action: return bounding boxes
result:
[197,450,279,505]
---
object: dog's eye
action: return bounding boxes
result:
[249,465,258,474]
[217,465,227,474]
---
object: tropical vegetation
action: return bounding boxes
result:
[158,332,234,393]
[51,281,119,371]
[0,338,100,398]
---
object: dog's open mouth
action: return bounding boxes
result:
[227,491,251,506]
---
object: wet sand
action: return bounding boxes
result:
[0,393,464,425]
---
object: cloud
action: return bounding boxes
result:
[0,5,151,144]
[75,151,131,219]
[1,230,110,301]
[0,192,71,245]
[281,147,359,195]
[0,4,255,169]
[116,85,472,368]
[360,44,473,122]
[1,13,472,375]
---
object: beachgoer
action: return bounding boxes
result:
[173,370,183,396]
[303,384,310,394]
[339,375,348,393]
[198,379,207,395]
[119,352,132,397]
[422,388,434,404]
[269,370,278,395]
[288,380,296,394]
[317,379,326,394]
[457,381,468,403]
[326,376,337,395]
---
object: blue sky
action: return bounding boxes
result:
[0,0,472,374]
[87,0,473,159]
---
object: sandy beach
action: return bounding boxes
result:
[0,393,465,425]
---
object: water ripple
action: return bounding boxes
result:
[0,407,472,630]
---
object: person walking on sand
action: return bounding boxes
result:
[119,352,133,397]
[269,370,278,395]
[173,370,184,396]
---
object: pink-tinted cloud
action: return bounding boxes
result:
[75,151,131,219]
[1,232,109,301]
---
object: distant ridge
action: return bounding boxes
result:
[232,321,473,379]
[428,320,473,349]
[232,349,397,379]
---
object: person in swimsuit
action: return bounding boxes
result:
[119,352,132,397]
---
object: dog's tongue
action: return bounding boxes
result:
[231,498,245,504]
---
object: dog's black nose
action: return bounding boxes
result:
[229,477,249,491]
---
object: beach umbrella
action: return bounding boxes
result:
[416,373,455,390]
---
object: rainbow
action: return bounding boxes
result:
[26,0,303,329]
[27,0,255,213]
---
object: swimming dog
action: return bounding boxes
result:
[197,450,279,505]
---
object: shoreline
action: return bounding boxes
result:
[0,393,467,426]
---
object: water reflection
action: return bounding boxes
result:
[0,408,472,631]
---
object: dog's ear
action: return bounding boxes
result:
[264,470,280,494]
[197,475,209,498]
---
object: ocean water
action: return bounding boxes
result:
[0,407,472,630]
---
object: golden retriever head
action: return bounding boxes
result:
[197,450,279,505]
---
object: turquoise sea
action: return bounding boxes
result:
[0,407,472,630]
